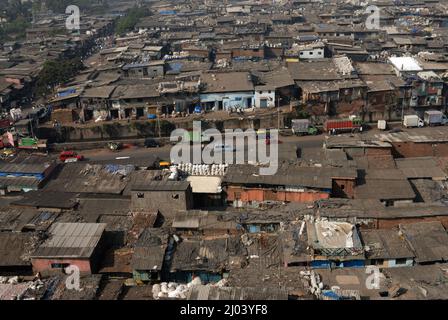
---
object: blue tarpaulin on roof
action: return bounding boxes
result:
[194,105,202,113]
[159,10,176,15]
[322,291,341,300]
[57,89,76,97]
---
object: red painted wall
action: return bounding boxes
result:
[31,258,92,274]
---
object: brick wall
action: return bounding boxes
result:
[31,258,92,275]
[391,141,448,158]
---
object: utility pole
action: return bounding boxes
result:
[277,94,280,131]
[157,103,161,138]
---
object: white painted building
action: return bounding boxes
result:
[254,86,276,108]
[388,56,423,77]
[297,42,325,60]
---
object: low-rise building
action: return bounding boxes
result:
[30,223,107,275]
[131,181,194,218]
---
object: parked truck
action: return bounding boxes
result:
[424,110,447,126]
[403,115,424,128]
[324,118,363,134]
[292,119,319,136]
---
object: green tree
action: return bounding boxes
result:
[35,57,84,97]
[115,7,150,35]
[0,0,32,41]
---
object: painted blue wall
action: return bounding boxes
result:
[311,259,365,269]
[200,92,255,110]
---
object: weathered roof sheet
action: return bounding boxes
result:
[170,236,245,272]
[395,157,446,180]
[354,179,415,201]
[81,85,116,99]
[172,211,237,230]
[200,72,254,93]
[132,180,190,192]
[131,229,166,271]
[0,232,34,266]
[224,164,356,189]
[400,221,448,264]
[360,229,414,260]
[187,285,288,300]
[11,191,78,209]
[32,223,106,259]
[44,163,134,195]
[287,60,341,81]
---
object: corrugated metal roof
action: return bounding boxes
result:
[395,157,446,179]
[0,163,50,174]
[132,180,190,191]
[32,223,106,259]
[400,221,448,264]
[0,232,33,266]
[224,164,356,189]
[11,191,78,209]
[0,176,41,188]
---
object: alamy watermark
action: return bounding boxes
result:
[365,5,380,30]
[169,121,278,175]
[66,5,80,31]
[65,265,81,291]
[365,266,384,290]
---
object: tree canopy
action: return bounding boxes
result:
[35,58,85,97]
[115,7,151,35]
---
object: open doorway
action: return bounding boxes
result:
[136,107,144,119]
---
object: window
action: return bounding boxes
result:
[373,259,384,266]
[318,51,322,55]
[51,263,70,269]
[172,194,179,200]
[340,185,345,190]
[137,193,144,198]
[300,52,304,55]
[309,52,313,55]
[395,258,408,265]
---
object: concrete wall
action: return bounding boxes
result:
[131,188,194,217]
[39,111,290,143]
[254,89,275,108]
[125,65,164,78]
[200,92,255,110]
[366,258,414,268]
[299,48,324,59]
